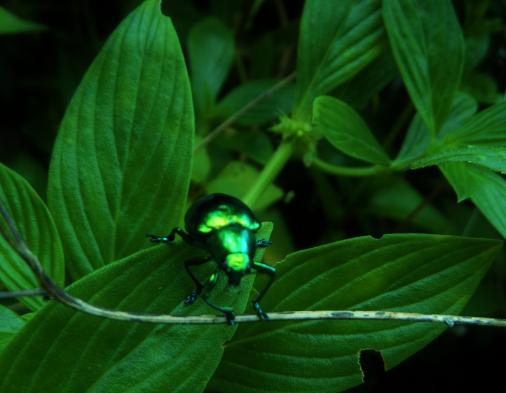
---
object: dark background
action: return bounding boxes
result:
[1,0,505,392]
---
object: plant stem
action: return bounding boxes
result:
[243,139,294,207]
[0,288,47,299]
[1,199,506,328]
[313,157,387,177]
[195,72,296,151]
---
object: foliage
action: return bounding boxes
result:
[0,0,505,392]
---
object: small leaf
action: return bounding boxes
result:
[47,0,194,278]
[0,7,46,34]
[395,92,477,166]
[443,102,506,146]
[0,163,64,311]
[207,161,283,211]
[210,234,501,393]
[296,0,385,119]
[215,130,274,166]
[440,162,506,238]
[188,17,234,115]
[384,0,465,134]
[413,145,506,174]
[0,223,274,393]
[0,305,24,351]
[314,96,389,165]
[215,79,295,126]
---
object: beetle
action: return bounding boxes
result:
[147,193,275,325]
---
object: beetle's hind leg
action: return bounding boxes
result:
[251,262,276,321]
[183,256,212,304]
[201,271,236,325]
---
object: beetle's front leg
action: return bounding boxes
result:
[183,256,212,304]
[251,262,276,321]
[146,227,194,245]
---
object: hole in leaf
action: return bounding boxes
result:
[359,349,385,388]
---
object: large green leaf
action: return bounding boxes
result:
[188,17,234,115]
[383,0,465,135]
[296,0,385,119]
[47,0,194,278]
[440,162,506,238]
[210,234,500,393]
[0,223,273,393]
[0,305,24,351]
[0,6,46,34]
[0,163,64,310]
[313,96,389,165]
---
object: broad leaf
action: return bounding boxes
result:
[0,7,46,34]
[0,163,64,310]
[47,0,194,278]
[0,305,24,351]
[440,162,506,238]
[210,234,501,393]
[0,223,273,393]
[296,0,385,119]
[215,79,295,126]
[384,0,465,135]
[207,162,283,211]
[314,96,389,165]
[188,17,234,115]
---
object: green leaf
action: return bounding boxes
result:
[0,163,64,310]
[210,234,501,393]
[192,137,211,183]
[443,102,506,146]
[413,145,506,174]
[0,7,46,34]
[313,96,389,165]
[215,79,295,126]
[296,0,385,119]
[440,162,506,238]
[188,17,234,115]
[395,92,477,166]
[461,72,501,105]
[0,222,273,393]
[47,0,194,279]
[215,130,274,166]
[383,0,465,135]
[207,161,283,211]
[0,305,24,351]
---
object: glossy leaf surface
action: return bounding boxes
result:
[211,234,500,393]
[0,305,24,351]
[47,0,194,278]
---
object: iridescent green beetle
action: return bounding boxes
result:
[147,193,275,325]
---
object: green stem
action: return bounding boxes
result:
[313,157,387,177]
[243,140,294,207]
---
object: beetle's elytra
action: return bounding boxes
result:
[147,193,275,325]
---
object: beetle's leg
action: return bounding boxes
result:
[183,256,212,304]
[201,272,236,326]
[256,239,272,248]
[146,227,195,245]
[251,262,276,321]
